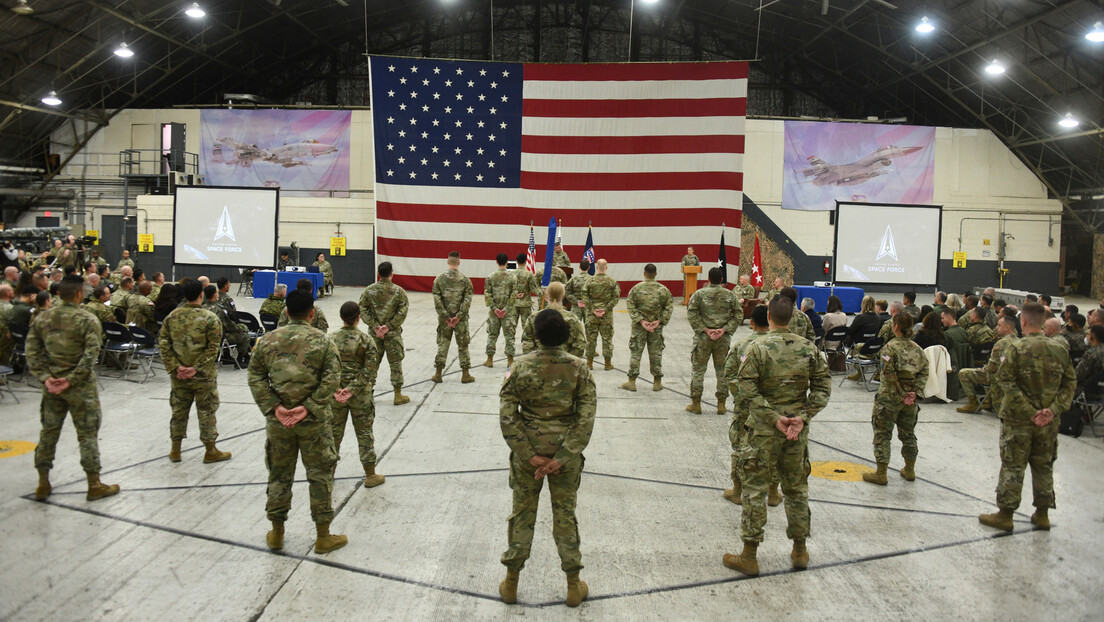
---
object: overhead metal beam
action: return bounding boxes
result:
[1012,127,1104,149]
[0,99,100,124]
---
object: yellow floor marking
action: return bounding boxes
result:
[810,460,873,482]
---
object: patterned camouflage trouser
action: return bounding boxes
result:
[690,332,732,400]
[331,392,377,468]
[510,305,532,348]
[959,367,1003,405]
[34,383,102,473]
[571,305,587,332]
[584,314,614,360]
[435,317,471,368]
[738,427,811,543]
[627,323,665,379]
[996,420,1058,511]
[871,401,918,464]
[729,412,780,486]
[265,416,337,523]
[485,309,517,357]
[501,452,585,573]
[169,377,220,443]
[372,332,405,388]
[225,327,252,358]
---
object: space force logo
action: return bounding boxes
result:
[214,206,236,242]
[876,225,898,261]
[867,224,904,274]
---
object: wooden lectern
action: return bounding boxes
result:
[682,265,702,305]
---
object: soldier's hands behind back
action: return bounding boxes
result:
[1032,408,1055,427]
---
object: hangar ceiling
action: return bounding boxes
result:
[1,0,1102,229]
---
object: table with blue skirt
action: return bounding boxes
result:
[252,270,322,299]
[793,285,865,313]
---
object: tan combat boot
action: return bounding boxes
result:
[363,464,385,488]
[621,377,637,392]
[767,482,783,507]
[686,399,702,414]
[169,439,182,463]
[393,386,411,405]
[484,355,494,368]
[85,472,120,501]
[586,357,594,370]
[791,538,809,570]
[314,522,348,553]
[722,478,742,505]
[717,397,727,415]
[978,508,1015,531]
[900,458,916,481]
[980,396,993,411]
[499,569,520,604]
[565,572,588,607]
[863,462,888,485]
[956,396,980,414]
[266,520,284,550]
[461,368,475,383]
[34,468,51,501]
[604,358,613,370]
[722,541,759,576]
[652,377,663,391]
[846,371,862,381]
[1031,507,1050,530]
[203,442,232,463]
[507,355,514,367]
[432,366,444,383]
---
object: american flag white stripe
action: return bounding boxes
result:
[520,153,744,173]
[375,185,743,208]
[522,79,748,100]
[521,116,744,137]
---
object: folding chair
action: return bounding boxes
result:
[822,326,850,374]
[234,311,265,339]
[259,312,279,333]
[813,326,826,350]
[238,268,254,296]
[7,324,29,384]
[113,306,127,323]
[970,341,996,407]
[219,336,244,370]
[0,365,18,403]
[128,325,161,383]
[1073,374,1104,437]
[841,336,884,392]
[100,322,138,380]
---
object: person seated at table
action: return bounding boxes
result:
[312,252,334,296]
[845,295,882,347]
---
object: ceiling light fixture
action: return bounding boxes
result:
[41,91,61,106]
[640,0,661,4]
[185,3,205,18]
[11,0,34,15]
[1058,113,1079,129]
[114,42,134,58]
[1087,21,1104,43]
[984,59,1005,75]
[915,16,935,33]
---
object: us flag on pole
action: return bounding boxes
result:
[525,225,536,273]
[369,56,747,295]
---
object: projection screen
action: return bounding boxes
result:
[173,186,279,268]
[833,201,942,287]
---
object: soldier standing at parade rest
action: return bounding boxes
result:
[583,259,619,370]
[248,290,347,554]
[330,302,385,488]
[431,251,475,384]
[978,302,1075,532]
[623,263,674,392]
[159,280,231,464]
[511,253,540,346]
[521,282,586,358]
[359,261,411,405]
[484,253,518,368]
[498,309,597,608]
[862,312,928,485]
[687,267,743,414]
[29,275,120,502]
[564,260,591,327]
[725,295,831,576]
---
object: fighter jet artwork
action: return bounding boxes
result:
[794,145,923,187]
[212,137,339,168]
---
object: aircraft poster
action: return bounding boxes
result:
[781,121,935,211]
[199,110,351,193]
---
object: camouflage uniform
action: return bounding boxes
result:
[277,257,289,271]
[681,254,700,267]
[564,273,590,326]
[359,279,409,389]
[216,291,237,316]
[1050,334,1070,353]
[583,273,619,360]
[511,269,540,342]
[763,288,782,302]
[204,299,251,356]
[871,335,928,464]
[903,304,922,321]
[432,268,474,368]
[117,257,135,270]
[82,299,115,324]
[1062,328,1087,359]
[724,331,769,485]
[993,333,1075,511]
[4,299,32,328]
[965,320,997,346]
[329,326,380,470]
[688,283,742,401]
[278,305,329,332]
[312,260,334,294]
[735,327,831,543]
[248,320,342,524]
[499,346,597,573]
[259,295,286,318]
[553,249,571,269]
[159,303,223,443]
[126,293,155,330]
[625,277,674,380]
[27,302,105,474]
[1076,344,1104,392]
[550,266,567,285]
[521,304,586,358]
[959,334,1014,404]
[733,283,755,301]
[110,288,132,314]
[788,304,816,342]
[484,268,518,358]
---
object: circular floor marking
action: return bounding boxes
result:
[0,440,37,459]
[810,460,873,482]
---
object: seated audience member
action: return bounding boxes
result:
[875,299,889,324]
[957,294,978,324]
[946,293,963,317]
[919,305,933,322]
[1024,294,1038,303]
[1064,313,1088,358]
[913,312,946,350]
[1062,304,1079,326]
[822,295,847,333]
[902,291,921,320]
[1086,308,1102,328]
[802,298,823,333]
[845,295,882,347]
[1039,294,1054,318]
[154,283,180,320]
[1075,326,1104,398]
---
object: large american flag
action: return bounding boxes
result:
[369,56,746,295]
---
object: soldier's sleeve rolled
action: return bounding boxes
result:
[553,366,597,463]
[306,341,342,418]
[499,375,536,461]
[247,343,281,416]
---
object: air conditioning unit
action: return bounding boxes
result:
[170,171,189,188]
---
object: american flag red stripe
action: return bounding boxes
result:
[370,57,746,295]
[525,226,536,273]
